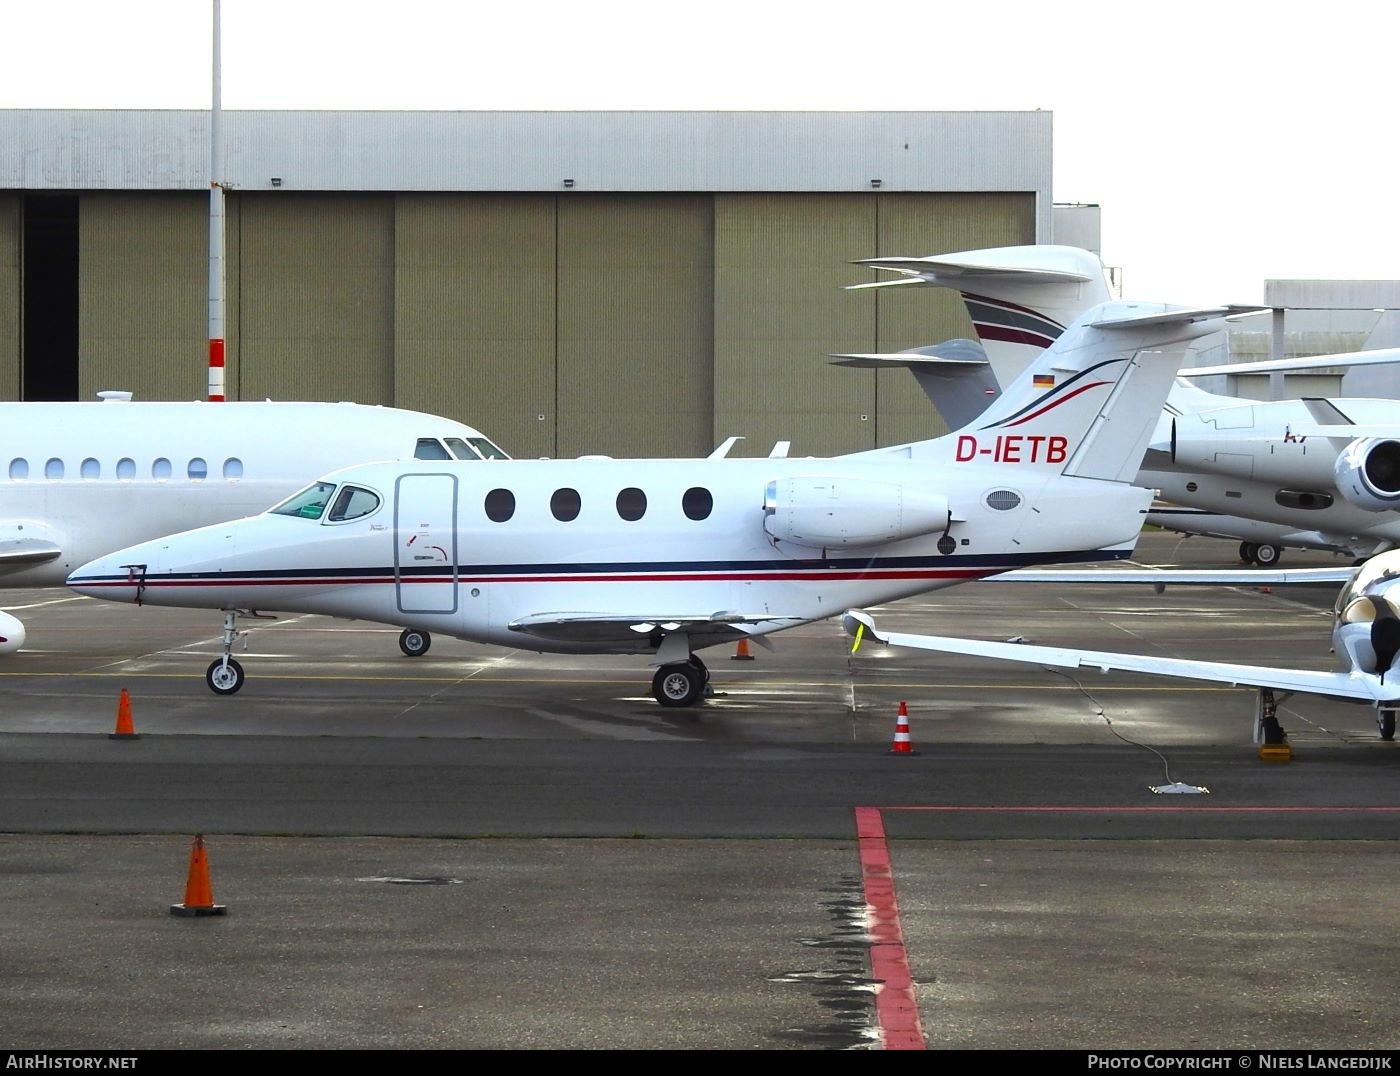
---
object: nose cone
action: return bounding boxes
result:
[66,550,153,603]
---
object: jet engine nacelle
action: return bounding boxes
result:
[763,477,951,548]
[0,609,26,656]
[1334,438,1400,512]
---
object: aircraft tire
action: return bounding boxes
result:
[1251,543,1282,567]
[653,663,704,707]
[1240,542,1258,564]
[399,628,432,657]
[1379,711,1396,742]
[206,657,245,696]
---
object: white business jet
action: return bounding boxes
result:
[842,543,1400,741]
[68,299,1223,703]
[839,244,1400,566]
[0,394,509,656]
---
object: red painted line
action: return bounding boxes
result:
[854,806,925,1050]
[879,805,1400,813]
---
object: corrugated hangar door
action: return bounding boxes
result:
[236,193,394,406]
[394,194,558,460]
[556,195,713,460]
[714,194,878,458]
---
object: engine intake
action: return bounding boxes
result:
[1334,438,1400,512]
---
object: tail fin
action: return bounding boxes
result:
[938,300,1230,482]
[850,244,1113,388]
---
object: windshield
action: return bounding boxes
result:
[469,435,510,460]
[270,481,336,520]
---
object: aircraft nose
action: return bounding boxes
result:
[66,554,153,603]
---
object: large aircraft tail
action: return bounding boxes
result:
[923,300,1231,483]
[849,244,1114,389]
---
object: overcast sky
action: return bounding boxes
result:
[4,0,1397,306]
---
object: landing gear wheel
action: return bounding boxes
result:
[1380,711,1396,742]
[690,653,711,683]
[1252,543,1282,567]
[652,662,705,707]
[1240,542,1258,564]
[399,628,432,657]
[206,657,245,696]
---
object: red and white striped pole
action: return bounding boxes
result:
[207,0,226,402]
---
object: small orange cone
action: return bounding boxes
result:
[170,834,227,917]
[109,688,139,740]
[731,637,755,661]
[889,700,917,755]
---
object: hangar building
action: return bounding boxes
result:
[0,110,1052,458]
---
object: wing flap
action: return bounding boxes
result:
[509,611,804,645]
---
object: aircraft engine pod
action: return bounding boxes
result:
[762,477,951,548]
[1334,438,1400,512]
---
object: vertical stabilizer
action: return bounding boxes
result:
[934,301,1228,483]
[850,245,1113,388]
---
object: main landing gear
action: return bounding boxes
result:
[1379,709,1396,742]
[399,628,432,657]
[1239,541,1283,567]
[651,654,711,707]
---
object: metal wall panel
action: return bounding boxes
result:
[714,195,878,457]
[0,196,18,397]
[869,192,1037,446]
[394,194,557,459]
[78,193,207,402]
[557,196,712,458]
[236,194,393,404]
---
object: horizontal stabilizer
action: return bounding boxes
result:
[1088,306,1240,331]
[828,340,989,369]
[851,252,1099,286]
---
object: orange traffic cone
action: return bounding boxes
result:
[731,637,755,661]
[170,834,228,917]
[889,700,917,755]
[109,688,139,740]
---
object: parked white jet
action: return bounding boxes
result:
[67,300,1222,703]
[841,244,1400,566]
[842,544,1400,741]
[1,394,510,655]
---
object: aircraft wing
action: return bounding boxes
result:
[840,610,1399,704]
[508,611,805,645]
[0,536,63,571]
[985,566,1357,586]
[1180,346,1400,378]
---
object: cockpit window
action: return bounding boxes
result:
[414,438,452,460]
[1336,558,1400,616]
[328,485,381,522]
[443,437,480,461]
[469,436,510,460]
[271,481,336,520]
